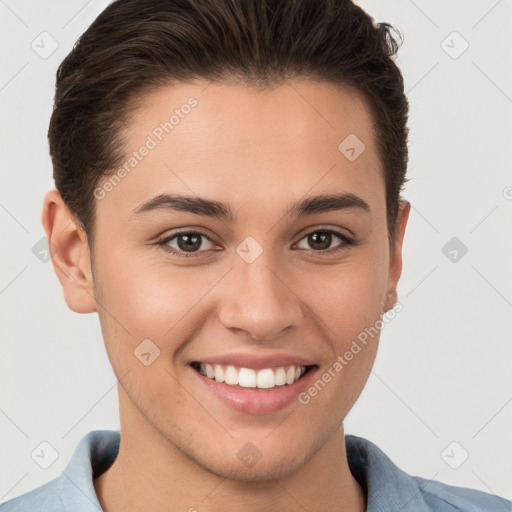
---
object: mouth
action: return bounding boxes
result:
[190,361,317,391]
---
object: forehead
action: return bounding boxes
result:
[96,79,384,225]
[128,78,377,156]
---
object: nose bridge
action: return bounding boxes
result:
[218,241,303,340]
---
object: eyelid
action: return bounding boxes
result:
[295,224,354,241]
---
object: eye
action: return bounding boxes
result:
[155,227,355,258]
[295,228,354,253]
[156,230,220,257]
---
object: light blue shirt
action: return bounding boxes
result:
[1,430,510,511]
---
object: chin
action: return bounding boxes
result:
[200,452,308,482]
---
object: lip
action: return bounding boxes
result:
[188,362,319,415]
[189,352,317,370]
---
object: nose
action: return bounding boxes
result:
[217,253,304,342]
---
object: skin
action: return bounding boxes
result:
[42,78,410,512]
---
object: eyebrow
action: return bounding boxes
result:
[130,192,370,222]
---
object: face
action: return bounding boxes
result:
[46,78,409,481]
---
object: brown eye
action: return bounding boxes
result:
[175,233,203,252]
[296,229,353,252]
[156,231,218,257]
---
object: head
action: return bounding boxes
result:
[43,0,411,480]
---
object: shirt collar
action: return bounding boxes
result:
[57,430,430,512]
[345,434,431,511]
[58,430,120,511]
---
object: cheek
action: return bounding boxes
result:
[303,251,389,339]
[93,250,220,357]
[295,250,387,396]
[294,266,385,424]
[94,236,388,368]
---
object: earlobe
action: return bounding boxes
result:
[41,189,98,314]
[383,200,411,312]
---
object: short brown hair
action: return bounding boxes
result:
[48,0,409,251]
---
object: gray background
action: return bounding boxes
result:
[1,0,511,503]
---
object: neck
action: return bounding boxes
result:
[94,401,366,512]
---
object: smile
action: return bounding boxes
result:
[191,362,311,389]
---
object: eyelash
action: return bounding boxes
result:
[155,227,355,258]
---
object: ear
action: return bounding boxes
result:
[41,189,98,314]
[383,200,410,312]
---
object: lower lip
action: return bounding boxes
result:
[190,365,319,415]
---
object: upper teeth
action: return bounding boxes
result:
[198,363,306,389]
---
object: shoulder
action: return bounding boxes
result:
[345,435,511,512]
[0,430,119,512]
[0,478,62,511]
[412,475,512,512]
